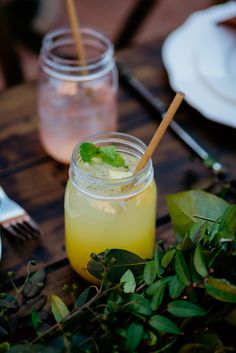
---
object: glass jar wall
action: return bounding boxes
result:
[38,27,118,164]
[64,132,157,283]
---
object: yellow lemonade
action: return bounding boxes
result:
[64,133,157,283]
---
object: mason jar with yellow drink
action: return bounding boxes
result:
[64,132,157,283]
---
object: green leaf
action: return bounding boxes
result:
[100,145,117,159]
[153,241,165,262]
[205,277,236,303]
[161,248,176,268]
[189,253,202,284]
[214,348,236,353]
[100,146,126,168]
[147,330,158,346]
[80,142,99,162]
[146,278,169,296]
[31,309,42,330]
[225,308,236,326]
[76,286,97,307]
[0,342,10,353]
[23,268,46,298]
[0,294,19,309]
[143,260,158,285]
[149,315,181,335]
[87,249,145,283]
[167,300,206,317]
[7,344,61,353]
[180,232,194,252]
[219,204,236,233]
[126,293,152,316]
[175,251,191,286]
[190,221,208,244]
[216,205,236,242]
[16,295,46,318]
[195,330,223,349]
[166,190,228,237]
[120,270,136,293]
[126,322,144,351]
[150,280,166,310]
[177,343,209,353]
[80,142,126,168]
[86,254,105,280]
[168,275,186,299]
[50,295,70,323]
[106,299,121,315]
[193,244,208,278]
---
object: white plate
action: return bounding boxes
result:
[162,1,236,128]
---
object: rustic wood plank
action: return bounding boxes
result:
[0,83,46,174]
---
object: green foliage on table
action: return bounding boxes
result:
[0,190,236,352]
[166,190,229,238]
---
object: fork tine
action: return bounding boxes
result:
[15,223,33,239]
[0,186,42,239]
[6,225,26,241]
[24,219,41,236]
[22,221,40,237]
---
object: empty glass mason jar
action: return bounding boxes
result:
[38,27,118,164]
[64,132,157,283]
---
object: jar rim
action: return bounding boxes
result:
[69,132,154,199]
[40,27,115,81]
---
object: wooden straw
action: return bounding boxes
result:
[134,91,185,174]
[66,0,87,67]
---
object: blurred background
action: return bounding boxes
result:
[0,0,219,91]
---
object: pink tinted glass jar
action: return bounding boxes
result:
[38,27,118,164]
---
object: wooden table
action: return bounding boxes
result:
[1,41,236,299]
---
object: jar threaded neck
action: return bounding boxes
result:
[69,132,154,200]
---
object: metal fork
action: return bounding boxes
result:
[0,186,41,240]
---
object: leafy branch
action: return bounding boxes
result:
[0,190,236,353]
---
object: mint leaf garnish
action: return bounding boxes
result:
[80,142,127,168]
[80,142,99,162]
[100,146,126,167]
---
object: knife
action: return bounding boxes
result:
[117,61,227,179]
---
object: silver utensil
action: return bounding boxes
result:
[117,61,226,178]
[0,186,41,240]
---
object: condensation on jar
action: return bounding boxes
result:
[38,27,118,164]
